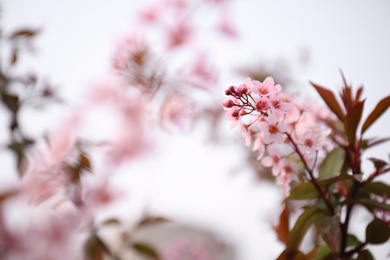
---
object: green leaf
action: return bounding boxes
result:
[311,82,345,122]
[362,181,390,197]
[314,244,333,260]
[285,206,320,259]
[320,215,341,253]
[365,217,390,244]
[346,234,360,249]
[132,242,159,259]
[318,174,355,187]
[319,148,346,179]
[357,249,374,260]
[345,198,390,212]
[285,182,318,201]
[344,100,365,144]
[361,95,390,135]
[276,249,313,260]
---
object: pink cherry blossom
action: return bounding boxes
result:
[252,132,265,160]
[218,12,238,37]
[261,145,282,176]
[166,20,193,49]
[255,97,269,112]
[276,159,299,195]
[254,77,281,96]
[269,93,292,112]
[258,113,287,144]
[225,107,241,129]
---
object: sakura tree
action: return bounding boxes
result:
[222,75,390,259]
[1,0,390,260]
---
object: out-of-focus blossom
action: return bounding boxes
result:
[160,92,197,132]
[261,145,282,176]
[258,113,287,144]
[161,238,227,260]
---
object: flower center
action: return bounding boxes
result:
[269,125,278,134]
[304,139,313,147]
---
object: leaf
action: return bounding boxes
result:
[365,217,390,244]
[285,206,319,259]
[355,86,363,104]
[0,189,19,203]
[344,100,365,144]
[367,157,388,169]
[10,48,18,66]
[276,249,314,260]
[1,93,19,113]
[311,82,345,122]
[9,28,40,39]
[314,244,333,260]
[101,218,121,227]
[346,234,360,249]
[357,249,374,260]
[318,174,355,187]
[273,203,289,245]
[361,137,390,150]
[319,148,346,179]
[346,199,390,212]
[137,216,169,227]
[320,216,341,253]
[84,235,104,260]
[361,95,390,135]
[79,153,92,171]
[285,181,318,201]
[132,242,159,259]
[362,181,390,197]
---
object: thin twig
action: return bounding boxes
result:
[286,133,334,214]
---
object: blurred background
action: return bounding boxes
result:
[1,0,390,259]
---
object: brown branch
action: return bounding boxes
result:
[286,133,335,214]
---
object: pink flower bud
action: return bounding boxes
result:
[222,99,235,108]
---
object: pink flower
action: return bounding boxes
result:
[166,20,193,49]
[138,2,167,24]
[258,113,287,144]
[297,128,331,154]
[218,13,237,37]
[225,107,241,129]
[269,93,292,112]
[261,145,282,176]
[182,53,219,89]
[254,77,281,96]
[276,159,299,195]
[252,133,266,160]
[255,97,269,111]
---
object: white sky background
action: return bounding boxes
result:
[1,0,390,259]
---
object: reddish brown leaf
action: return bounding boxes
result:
[344,100,365,144]
[361,95,390,135]
[310,82,345,122]
[355,86,364,104]
[320,215,341,252]
[273,203,289,245]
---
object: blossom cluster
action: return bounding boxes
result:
[223,77,336,194]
